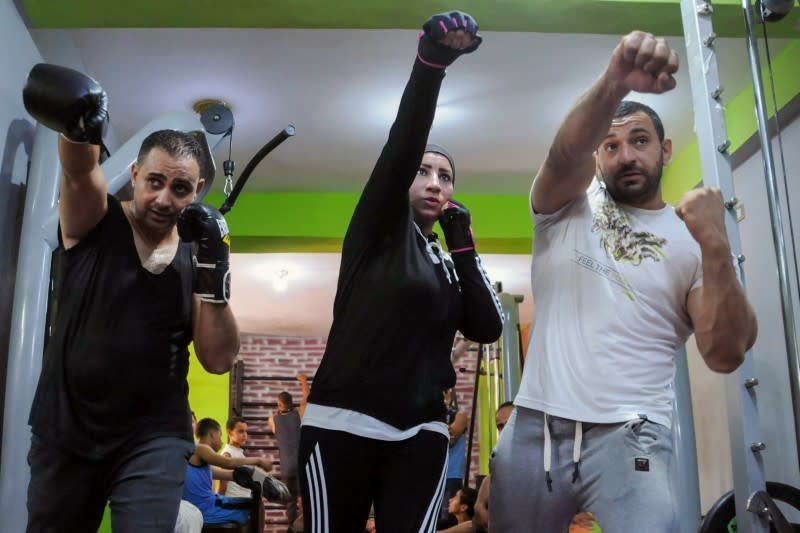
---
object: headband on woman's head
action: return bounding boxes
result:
[425,143,455,182]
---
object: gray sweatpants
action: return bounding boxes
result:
[489,406,677,532]
[27,435,194,533]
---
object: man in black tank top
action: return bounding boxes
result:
[22,66,241,533]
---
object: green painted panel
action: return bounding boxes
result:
[662,141,701,205]
[187,343,230,444]
[21,0,800,37]
[207,191,533,241]
[205,191,357,238]
[725,39,800,152]
[230,235,532,253]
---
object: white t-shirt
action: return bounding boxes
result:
[220,444,251,498]
[515,180,702,427]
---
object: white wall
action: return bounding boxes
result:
[689,114,800,515]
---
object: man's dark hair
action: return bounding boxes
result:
[136,129,204,167]
[278,391,294,410]
[459,487,478,517]
[197,417,221,437]
[614,100,665,142]
[226,416,247,431]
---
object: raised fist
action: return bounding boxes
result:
[605,31,679,95]
[417,11,482,69]
[23,63,109,144]
[178,203,231,303]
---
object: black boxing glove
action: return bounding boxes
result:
[439,199,476,254]
[178,203,231,304]
[417,11,482,69]
[23,63,109,145]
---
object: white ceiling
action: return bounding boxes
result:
[33,28,790,196]
[29,28,791,335]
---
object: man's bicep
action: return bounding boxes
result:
[59,166,108,247]
[530,154,594,215]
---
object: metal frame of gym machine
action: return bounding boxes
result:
[680,0,798,530]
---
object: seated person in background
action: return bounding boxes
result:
[174,500,203,533]
[287,495,305,533]
[437,488,478,532]
[183,418,278,525]
[364,505,376,533]
[218,416,251,497]
[569,512,601,533]
[440,388,469,527]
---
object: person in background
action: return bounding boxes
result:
[439,388,468,528]
[437,488,477,532]
[219,417,251,497]
[183,418,285,526]
[269,373,310,522]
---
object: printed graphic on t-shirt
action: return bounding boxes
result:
[573,250,634,299]
[567,192,670,301]
[591,201,667,265]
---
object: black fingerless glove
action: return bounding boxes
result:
[439,199,476,253]
[417,11,482,69]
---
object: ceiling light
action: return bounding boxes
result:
[273,269,289,293]
[192,98,229,113]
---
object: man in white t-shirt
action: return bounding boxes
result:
[490,31,757,532]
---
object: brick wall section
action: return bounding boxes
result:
[236,333,484,533]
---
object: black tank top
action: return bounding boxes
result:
[29,195,194,459]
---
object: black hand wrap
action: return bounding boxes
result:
[417,11,482,69]
[23,63,109,145]
[439,199,476,254]
[178,203,231,304]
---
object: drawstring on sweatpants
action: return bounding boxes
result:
[542,415,583,492]
[543,414,553,492]
[572,421,583,483]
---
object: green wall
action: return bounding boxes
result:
[206,191,534,254]
[21,0,800,37]
[187,344,231,431]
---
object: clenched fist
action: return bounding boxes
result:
[605,31,679,95]
[675,187,729,248]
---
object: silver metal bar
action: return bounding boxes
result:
[492,342,501,423]
[498,292,524,403]
[0,126,60,533]
[742,0,800,465]
[484,341,495,450]
[679,1,770,531]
